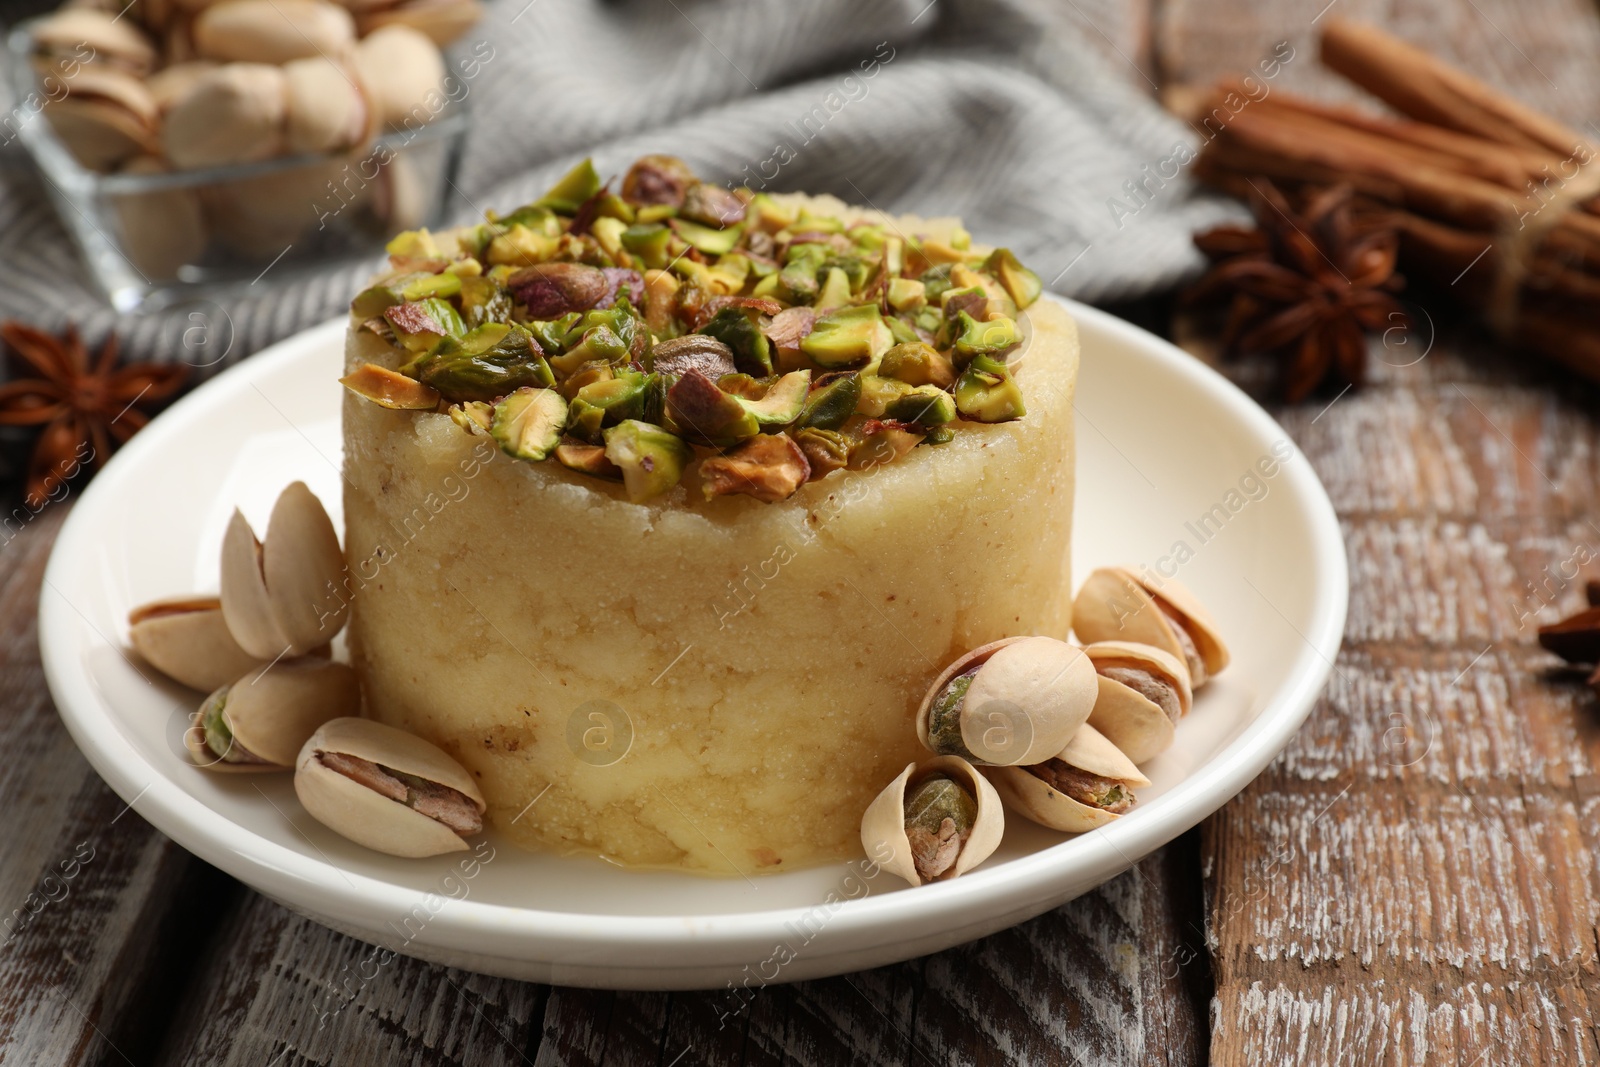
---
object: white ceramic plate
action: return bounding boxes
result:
[39,296,1346,990]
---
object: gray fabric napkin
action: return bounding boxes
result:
[0,0,1240,370]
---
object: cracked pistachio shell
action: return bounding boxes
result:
[916,636,1097,767]
[356,0,483,46]
[986,724,1149,834]
[1072,568,1229,684]
[43,68,159,171]
[295,717,486,857]
[284,55,373,155]
[161,63,286,168]
[353,24,445,131]
[128,594,266,692]
[32,9,159,74]
[186,659,359,772]
[193,0,355,63]
[860,756,1002,887]
[1083,640,1191,765]
[220,482,348,659]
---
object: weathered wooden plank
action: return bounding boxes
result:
[0,504,233,1066]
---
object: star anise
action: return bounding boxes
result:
[1187,182,1409,402]
[0,322,186,506]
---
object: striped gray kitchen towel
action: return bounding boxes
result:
[0,0,1242,370]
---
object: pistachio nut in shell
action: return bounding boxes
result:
[1071,567,1229,686]
[32,9,159,75]
[1083,640,1191,765]
[220,481,349,659]
[916,636,1097,767]
[295,717,486,857]
[986,723,1150,833]
[353,24,445,131]
[161,63,286,168]
[860,756,1002,887]
[128,594,265,692]
[113,156,206,280]
[357,0,483,46]
[43,96,155,172]
[185,659,359,772]
[146,60,219,112]
[283,55,372,155]
[193,0,355,63]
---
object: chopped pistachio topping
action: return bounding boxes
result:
[347,154,1046,502]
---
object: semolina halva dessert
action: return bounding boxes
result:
[339,155,1082,874]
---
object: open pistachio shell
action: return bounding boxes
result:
[859,755,1003,887]
[32,9,159,75]
[916,636,1097,767]
[129,594,265,691]
[220,482,349,659]
[283,55,372,155]
[1083,640,1191,765]
[986,724,1149,833]
[193,0,355,63]
[356,0,483,46]
[185,659,359,772]
[114,155,206,279]
[43,96,156,172]
[1072,567,1229,686]
[295,717,487,857]
[147,60,219,111]
[353,24,445,131]
[161,62,286,168]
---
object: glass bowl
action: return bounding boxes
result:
[6,22,468,311]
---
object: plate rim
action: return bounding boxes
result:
[38,296,1347,968]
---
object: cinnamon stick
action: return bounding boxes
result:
[1320,18,1593,159]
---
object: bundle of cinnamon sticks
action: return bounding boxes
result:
[1178,18,1600,380]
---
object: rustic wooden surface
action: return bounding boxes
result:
[4,0,1600,1063]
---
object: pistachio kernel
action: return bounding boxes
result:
[903,773,978,882]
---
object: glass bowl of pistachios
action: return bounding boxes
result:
[5,0,479,310]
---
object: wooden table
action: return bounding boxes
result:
[5,2,1600,1062]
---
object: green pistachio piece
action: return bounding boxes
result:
[700,308,774,376]
[558,359,615,400]
[792,214,843,234]
[700,433,810,503]
[954,312,1020,360]
[879,342,956,388]
[887,277,926,311]
[983,249,1042,309]
[665,369,759,445]
[750,273,782,299]
[849,421,924,468]
[716,373,767,400]
[737,370,810,426]
[672,218,743,256]
[778,244,827,304]
[855,374,913,417]
[922,424,956,445]
[620,223,675,270]
[621,155,696,208]
[448,401,493,435]
[746,193,797,234]
[524,313,582,355]
[401,273,461,301]
[954,353,1026,423]
[791,426,851,478]
[555,436,622,479]
[386,229,441,259]
[385,298,465,353]
[885,316,922,346]
[884,385,957,427]
[567,371,656,441]
[679,183,747,228]
[801,304,894,369]
[603,420,692,502]
[919,264,955,306]
[535,158,602,215]
[409,323,554,403]
[795,372,861,430]
[591,216,628,259]
[491,204,562,236]
[491,387,567,461]
[457,275,513,329]
[351,283,402,320]
[822,254,870,291]
[548,324,628,376]
[814,266,852,310]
